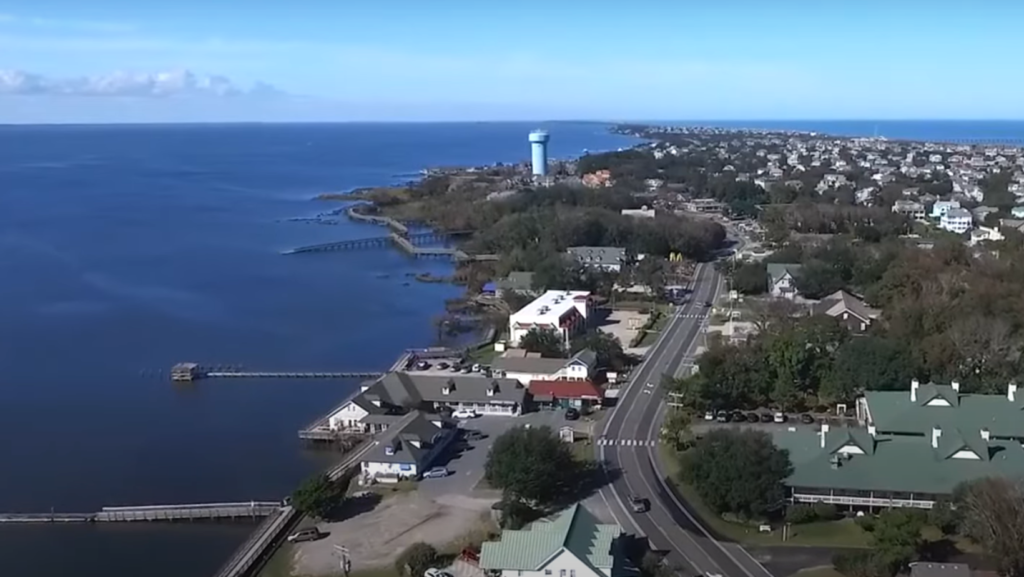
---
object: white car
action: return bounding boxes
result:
[703,411,715,421]
[452,408,478,419]
[425,569,455,577]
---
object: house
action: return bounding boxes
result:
[325,371,529,435]
[812,290,881,332]
[495,272,538,298]
[529,380,603,410]
[567,247,628,273]
[359,411,456,481]
[892,200,926,220]
[508,290,591,348]
[931,200,961,219]
[479,503,626,577]
[969,226,1005,246]
[620,207,656,219]
[940,208,973,234]
[493,349,597,386]
[1012,206,1024,219]
[767,263,803,300]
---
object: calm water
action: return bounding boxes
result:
[0,122,638,577]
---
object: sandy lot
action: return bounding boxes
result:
[598,310,649,349]
[291,492,495,576]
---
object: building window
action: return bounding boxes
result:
[570,571,575,577]
[545,571,552,576]
[560,570,566,577]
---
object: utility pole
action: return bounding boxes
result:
[333,545,351,576]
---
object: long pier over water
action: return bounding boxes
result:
[0,501,282,524]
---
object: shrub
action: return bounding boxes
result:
[784,504,818,524]
[395,542,438,577]
[855,514,876,532]
[812,502,839,521]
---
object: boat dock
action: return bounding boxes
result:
[0,501,282,524]
[281,230,472,256]
[211,442,375,577]
[170,363,381,382]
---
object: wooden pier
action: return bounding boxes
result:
[282,230,471,256]
[0,501,282,524]
[171,363,381,382]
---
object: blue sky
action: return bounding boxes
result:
[0,0,1021,122]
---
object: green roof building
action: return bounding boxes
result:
[479,504,628,577]
[773,380,1024,510]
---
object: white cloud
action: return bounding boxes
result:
[0,69,285,98]
[0,13,135,33]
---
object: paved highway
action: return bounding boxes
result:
[597,262,773,577]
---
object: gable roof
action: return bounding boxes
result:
[813,290,881,323]
[367,372,527,406]
[492,348,597,376]
[864,385,1024,438]
[567,246,627,267]
[774,427,1024,495]
[824,428,876,456]
[529,380,603,400]
[479,504,620,572]
[362,411,452,466]
[767,263,803,286]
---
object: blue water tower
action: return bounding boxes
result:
[528,130,550,176]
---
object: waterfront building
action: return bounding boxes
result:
[492,348,596,386]
[529,130,550,176]
[508,290,591,348]
[359,411,456,481]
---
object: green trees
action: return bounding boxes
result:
[832,509,924,577]
[679,429,792,520]
[730,261,767,294]
[518,328,566,358]
[291,473,346,519]
[484,425,581,505]
[572,330,626,370]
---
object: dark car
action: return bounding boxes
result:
[565,408,581,421]
[800,413,815,424]
[704,301,713,308]
[746,412,760,422]
[462,429,487,441]
[759,412,774,423]
[629,496,649,513]
[731,411,747,423]
[715,411,731,423]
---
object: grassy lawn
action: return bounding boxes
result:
[466,347,500,364]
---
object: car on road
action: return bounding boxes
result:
[425,569,455,577]
[629,496,649,513]
[422,467,450,479]
[774,412,787,423]
[704,301,713,308]
[800,413,815,424]
[286,528,324,543]
[564,407,581,421]
[452,408,478,419]
[759,412,774,423]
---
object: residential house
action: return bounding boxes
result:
[493,349,597,386]
[767,263,803,300]
[582,171,612,188]
[1012,206,1024,219]
[529,380,603,410]
[567,247,628,273]
[940,208,973,234]
[892,200,926,220]
[620,207,656,219]
[812,290,881,333]
[359,411,456,481]
[971,206,999,223]
[969,226,1005,246]
[479,504,626,577]
[931,200,961,219]
[495,272,538,298]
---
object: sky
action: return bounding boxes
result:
[0,0,1022,123]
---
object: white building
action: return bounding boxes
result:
[491,349,596,386]
[969,226,1005,246]
[931,200,961,219]
[940,208,973,234]
[359,411,455,481]
[508,290,591,348]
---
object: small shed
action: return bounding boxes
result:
[559,426,575,443]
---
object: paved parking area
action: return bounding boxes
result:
[419,410,599,499]
[691,414,859,435]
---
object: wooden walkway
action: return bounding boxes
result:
[204,371,383,379]
[0,501,282,524]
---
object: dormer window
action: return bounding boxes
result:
[384,442,397,456]
[487,382,499,396]
[442,379,455,395]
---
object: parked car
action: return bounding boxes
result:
[774,412,787,423]
[800,413,815,424]
[286,528,324,543]
[460,366,472,374]
[471,363,481,372]
[715,411,730,423]
[746,412,760,423]
[452,409,478,419]
[731,411,747,423]
[436,362,449,370]
[629,495,649,513]
[414,361,430,370]
[425,569,455,577]
[462,429,487,441]
[564,408,581,421]
[703,411,715,421]
[422,467,450,479]
[759,413,774,423]
[449,364,461,372]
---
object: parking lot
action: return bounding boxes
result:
[692,411,859,435]
[419,409,596,499]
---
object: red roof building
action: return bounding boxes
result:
[528,380,603,401]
